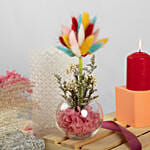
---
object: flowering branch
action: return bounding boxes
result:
[55,55,99,110]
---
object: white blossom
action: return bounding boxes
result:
[66,80,77,90]
[66,64,78,74]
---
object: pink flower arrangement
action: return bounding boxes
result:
[0,70,32,93]
[56,105,102,137]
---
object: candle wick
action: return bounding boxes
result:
[138,40,142,52]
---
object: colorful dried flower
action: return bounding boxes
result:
[57,12,108,58]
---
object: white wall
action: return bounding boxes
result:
[0,0,150,114]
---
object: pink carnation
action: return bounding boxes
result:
[56,105,102,137]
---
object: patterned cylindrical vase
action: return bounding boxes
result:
[30,48,77,137]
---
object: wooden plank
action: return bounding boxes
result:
[62,128,114,150]
[82,126,150,150]
[135,132,150,149]
[103,112,116,121]
[82,132,125,150]
[45,142,71,150]
[43,128,68,144]
[112,144,129,150]
[115,121,128,128]
[61,112,116,150]
[128,126,150,137]
[143,144,150,150]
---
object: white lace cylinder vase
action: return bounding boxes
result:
[30,48,77,137]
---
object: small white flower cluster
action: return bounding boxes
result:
[66,64,78,74]
[85,74,97,87]
[66,80,77,90]
[55,55,99,106]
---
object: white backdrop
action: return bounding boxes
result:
[0,0,150,114]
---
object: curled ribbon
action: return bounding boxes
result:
[102,121,142,150]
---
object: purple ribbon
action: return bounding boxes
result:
[102,121,142,150]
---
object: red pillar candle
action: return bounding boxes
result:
[127,42,150,91]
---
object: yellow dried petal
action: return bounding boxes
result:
[82,12,90,30]
[62,34,70,48]
[80,35,94,56]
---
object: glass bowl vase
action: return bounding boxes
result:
[56,100,103,140]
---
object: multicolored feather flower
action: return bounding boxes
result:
[57,12,108,57]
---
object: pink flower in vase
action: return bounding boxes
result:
[57,105,101,137]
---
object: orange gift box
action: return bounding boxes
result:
[116,86,150,128]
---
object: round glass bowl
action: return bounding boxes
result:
[56,100,103,140]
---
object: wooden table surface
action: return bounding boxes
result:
[43,112,150,150]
